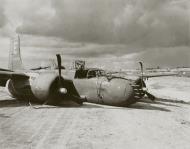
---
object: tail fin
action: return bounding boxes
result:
[8,35,24,71]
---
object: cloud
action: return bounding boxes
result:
[114,0,190,47]
[0,0,190,69]
[134,46,190,68]
[0,0,6,29]
[15,0,190,47]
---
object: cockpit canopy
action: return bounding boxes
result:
[74,68,106,79]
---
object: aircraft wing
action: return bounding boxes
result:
[0,68,13,72]
[0,70,29,86]
[30,66,51,71]
[107,72,178,81]
[141,72,178,78]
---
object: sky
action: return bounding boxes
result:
[0,0,190,70]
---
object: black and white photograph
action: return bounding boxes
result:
[0,0,190,148]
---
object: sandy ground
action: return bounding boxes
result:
[0,77,190,149]
[146,76,190,102]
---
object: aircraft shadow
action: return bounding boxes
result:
[139,98,181,107]
[156,98,190,105]
[81,103,171,112]
[0,99,171,112]
[0,99,28,108]
[0,99,82,109]
[129,102,171,112]
[81,103,106,108]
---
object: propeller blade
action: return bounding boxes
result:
[139,61,144,89]
[136,62,156,101]
[55,54,84,105]
[144,91,155,101]
[56,54,62,80]
[139,61,143,78]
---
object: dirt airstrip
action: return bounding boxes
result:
[0,76,190,149]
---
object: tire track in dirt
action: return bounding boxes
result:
[27,108,63,149]
[0,107,47,148]
[34,108,76,149]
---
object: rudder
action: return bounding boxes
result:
[8,35,24,71]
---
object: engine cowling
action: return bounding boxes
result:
[30,72,60,102]
[5,78,33,100]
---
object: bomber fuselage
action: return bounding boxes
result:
[5,70,143,106]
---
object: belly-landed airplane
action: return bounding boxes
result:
[0,36,177,107]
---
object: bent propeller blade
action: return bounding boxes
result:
[145,91,155,101]
[56,54,62,79]
[139,61,143,78]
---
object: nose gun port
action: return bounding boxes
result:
[131,81,145,100]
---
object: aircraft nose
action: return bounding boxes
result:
[108,79,140,106]
[130,78,146,100]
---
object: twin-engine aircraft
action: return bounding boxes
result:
[0,36,176,107]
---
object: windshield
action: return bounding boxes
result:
[74,69,106,79]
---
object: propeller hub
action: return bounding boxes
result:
[59,88,67,94]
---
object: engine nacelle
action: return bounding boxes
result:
[30,72,59,101]
[5,78,34,100]
[5,79,18,98]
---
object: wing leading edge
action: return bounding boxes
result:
[0,70,29,86]
[141,72,178,79]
